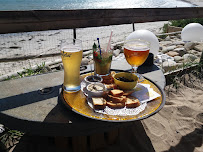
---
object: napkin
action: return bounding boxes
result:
[87,83,161,116]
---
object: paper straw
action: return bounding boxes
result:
[106,30,113,52]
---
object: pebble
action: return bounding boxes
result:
[83,50,92,57]
[0,124,4,133]
[162,60,177,71]
[194,43,203,52]
[162,45,176,53]
[173,41,185,45]
[166,51,179,57]
[113,49,121,57]
[165,36,171,41]
[197,52,202,57]
[156,53,174,63]
[189,49,199,55]
[174,47,187,56]
[184,42,195,51]
[183,54,198,62]
[81,57,89,65]
[174,56,183,62]
[160,41,172,46]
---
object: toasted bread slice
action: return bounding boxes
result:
[109,89,124,97]
[111,71,116,77]
[123,90,135,96]
[126,96,140,108]
[106,101,125,109]
[102,79,114,84]
[108,95,127,103]
[92,97,106,110]
[105,84,118,90]
[102,75,114,84]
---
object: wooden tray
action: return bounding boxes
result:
[62,72,166,122]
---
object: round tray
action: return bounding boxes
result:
[62,72,166,122]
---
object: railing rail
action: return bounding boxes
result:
[0,7,203,34]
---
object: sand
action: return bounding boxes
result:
[99,73,203,152]
[143,74,203,152]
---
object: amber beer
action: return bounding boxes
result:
[61,39,83,92]
[124,41,149,67]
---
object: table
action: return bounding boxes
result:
[0,60,165,151]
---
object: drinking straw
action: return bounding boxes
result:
[97,38,102,56]
[106,30,113,52]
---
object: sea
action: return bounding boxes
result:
[0,0,196,11]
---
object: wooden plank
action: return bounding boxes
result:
[89,133,106,152]
[72,136,88,152]
[106,128,119,145]
[0,8,203,33]
[54,136,70,150]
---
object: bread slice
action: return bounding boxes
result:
[92,97,106,110]
[102,75,114,84]
[109,89,124,97]
[107,95,127,103]
[126,96,140,108]
[106,101,125,109]
[123,90,135,96]
[105,84,118,90]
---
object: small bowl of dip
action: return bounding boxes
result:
[86,83,106,97]
[84,75,103,85]
[113,72,138,90]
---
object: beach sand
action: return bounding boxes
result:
[100,73,203,152]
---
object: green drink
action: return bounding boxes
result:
[93,43,113,76]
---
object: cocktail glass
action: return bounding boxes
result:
[93,43,113,76]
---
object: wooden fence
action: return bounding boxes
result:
[1,7,203,34]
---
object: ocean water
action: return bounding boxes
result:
[0,0,196,11]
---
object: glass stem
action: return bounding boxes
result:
[132,66,138,74]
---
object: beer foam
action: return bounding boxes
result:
[61,46,82,53]
[125,42,149,51]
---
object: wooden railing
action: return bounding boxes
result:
[0,7,203,34]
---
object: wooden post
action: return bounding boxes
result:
[132,22,135,31]
[73,28,76,39]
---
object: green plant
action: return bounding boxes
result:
[0,127,24,151]
[5,62,47,81]
[170,18,203,28]
[158,23,169,39]
[165,60,202,96]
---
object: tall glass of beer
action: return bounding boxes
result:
[61,39,83,92]
[124,39,150,82]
